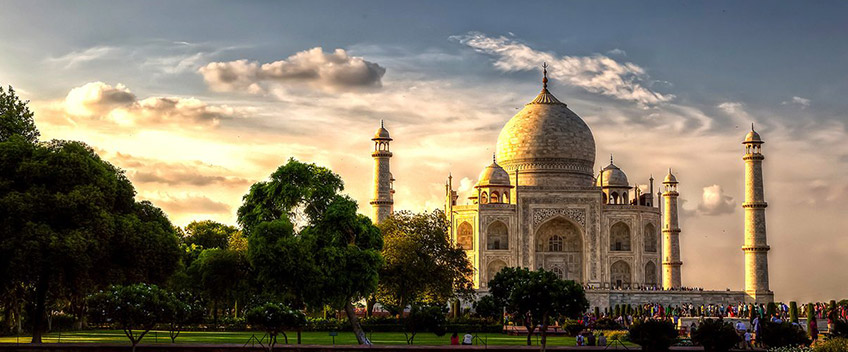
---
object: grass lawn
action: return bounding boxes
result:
[0,330,635,347]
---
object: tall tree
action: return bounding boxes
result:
[239,158,383,345]
[183,220,238,250]
[488,267,588,351]
[0,86,39,143]
[188,247,250,321]
[376,210,474,312]
[0,137,181,343]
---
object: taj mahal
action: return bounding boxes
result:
[367,66,774,308]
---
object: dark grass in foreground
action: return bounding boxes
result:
[0,330,636,347]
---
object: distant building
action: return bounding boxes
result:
[370,66,773,307]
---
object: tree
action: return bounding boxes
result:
[87,284,173,352]
[690,318,739,352]
[488,267,588,351]
[376,210,474,312]
[473,295,502,322]
[403,304,447,345]
[239,158,383,345]
[807,303,817,340]
[188,247,250,322]
[629,319,678,351]
[183,220,238,250]
[759,321,809,348]
[245,302,306,351]
[790,301,799,323]
[0,138,181,342]
[0,86,39,143]
[164,291,205,343]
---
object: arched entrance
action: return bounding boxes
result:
[535,217,583,282]
[610,260,631,289]
[486,259,507,285]
[644,261,657,287]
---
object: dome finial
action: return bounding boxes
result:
[381,119,384,128]
[542,62,549,90]
[610,153,614,164]
[751,122,755,132]
[492,153,497,163]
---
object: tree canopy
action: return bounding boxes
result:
[0,86,39,143]
[239,158,382,344]
[488,267,588,350]
[183,220,239,250]
[376,210,473,311]
[0,137,181,342]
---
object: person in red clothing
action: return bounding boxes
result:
[450,332,459,345]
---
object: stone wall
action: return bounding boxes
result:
[586,290,747,309]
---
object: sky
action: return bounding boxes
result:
[1,0,847,302]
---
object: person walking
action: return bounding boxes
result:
[744,330,753,350]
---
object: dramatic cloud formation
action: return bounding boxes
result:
[451,32,673,105]
[198,47,386,93]
[697,184,736,216]
[782,96,811,108]
[110,152,253,187]
[59,82,241,128]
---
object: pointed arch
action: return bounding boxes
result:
[644,223,657,253]
[490,191,499,204]
[610,222,631,251]
[535,217,583,282]
[457,221,473,250]
[610,260,632,288]
[644,261,657,286]
[480,191,488,204]
[486,259,507,284]
[486,221,509,250]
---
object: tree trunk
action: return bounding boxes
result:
[297,329,301,344]
[540,312,550,352]
[344,302,371,345]
[15,301,22,335]
[30,276,48,343]
[525,324,535,346]
[366,296,376,318]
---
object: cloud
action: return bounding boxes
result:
[607,48,627,56]
[107,152,253,187]
[198,47,386,93]
[697,184,736,215]
[450,32,673,105]
[782,96,811,108]
[45,46,117,68]
[60,82,242,128]
[151,194,232,215]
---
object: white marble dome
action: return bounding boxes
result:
[476,160,511,187]
[596,162,629,187]
[495,88,596,186]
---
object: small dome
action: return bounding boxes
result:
[744,130,762,143]
[663,169,678,184]
[373,120,391,140]
[596,162,629,187]
[476,160,512,188]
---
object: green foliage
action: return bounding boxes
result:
[473,295,501,321]
[0,86,39,143]
[245,302,306,345]
[403,304,447,344]
[690,319,739,352]
[813,337,848,352]
[239,159,382,344]
[830,318,848,338]
[767,302,777,317]
[790,302,799,323]
[377,210,473,310]
[615,304,621,318]
[488,267,589,347]
[0,137,180,342]
[593,317,623,330]
[165,291,206,342]
[760,321,810,348]
[187,248,250,316]
[183,220,239,250]
[87,284,173,351]
[628,319,678,351]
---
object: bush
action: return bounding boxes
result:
[244,303,306,345]
[402,305,447,344]
[830,318,848,339]
[814,337,848,352]
[760,322,810,348]
[597,330,629,342]
[473,295,501,321]
[691,319,739,352]
[594,317,623,330]
[561,319,584,336]
[790,302,799,323]
[629,319,678,351]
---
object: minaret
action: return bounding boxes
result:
[742,125,773,303]
[370,120,393,223]
[662,169,682,289]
